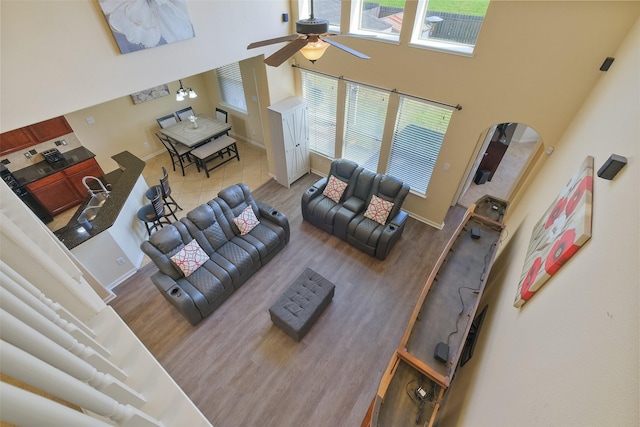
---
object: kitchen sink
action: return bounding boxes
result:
[77,193,109,230]
[86,192,108,209]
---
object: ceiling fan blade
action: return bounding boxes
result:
[264,38,309,67]
[248,34,301,49]
[323,38,370,60]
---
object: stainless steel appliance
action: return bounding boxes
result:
[1,164,53,223]
[41,148,66,164]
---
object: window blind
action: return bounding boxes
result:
[387,96,453,195]
[216,62,247,112]
[343,82,389,171]
[301,70,338,158]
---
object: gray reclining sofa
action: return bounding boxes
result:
[301,159,410,260]
[141,183,290,325]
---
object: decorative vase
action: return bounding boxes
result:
[192,121,198,129]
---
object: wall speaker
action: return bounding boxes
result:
[600,57,615,71]
[597,154,627,180]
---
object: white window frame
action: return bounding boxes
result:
[342,82,390,171]
[348,0,403,43]
[301,70,338,158]
[216,62,247,113]
[409,0,489,56]
[386,96,454,197]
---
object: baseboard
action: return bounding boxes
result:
[405,211,444,230]
[141,148,166,161]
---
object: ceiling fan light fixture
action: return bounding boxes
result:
[300,39,330,63]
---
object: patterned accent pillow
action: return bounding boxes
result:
[322,175,348,204]
[233,205,260,235]
[364,194,395,225]
[170,239,208,277]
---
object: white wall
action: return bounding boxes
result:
[436,16,640,427]
[2,1,638,226]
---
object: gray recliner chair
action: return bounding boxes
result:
[140,221,235,325]
[216,183,290,265]
[140,183,290,325]
[346,174,410,260]
[301,159,362,234]
[181,201,262,291]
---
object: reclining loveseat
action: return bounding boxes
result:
[141,183,289,325]
[301,159,410,260]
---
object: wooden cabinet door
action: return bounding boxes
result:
[0,127,38,155]
[26,172,83,216]
[64,158,105,196]
[28,116,73,143]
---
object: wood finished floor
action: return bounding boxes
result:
[110,174,466,427]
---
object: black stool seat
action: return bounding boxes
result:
[137,189,172,236]
[145,166,181,221]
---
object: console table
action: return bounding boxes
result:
[362,196,508,427]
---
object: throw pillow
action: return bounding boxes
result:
[364,194,395,225]
[233,205,260,235]
[170,239,208,277]
[322,175,348,204]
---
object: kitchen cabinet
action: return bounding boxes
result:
[0,128,39,156]
[27,172,82,216]
[0,116,72,155]
[25,158,105,217]
[28,117,73,143]
[268,97,309,188]
[64,158,105,197]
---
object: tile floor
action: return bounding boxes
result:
[46,140,271,234]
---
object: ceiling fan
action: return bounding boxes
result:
[247,0,370,67]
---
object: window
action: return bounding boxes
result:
[411,0,490,55]
[304,0,341,31]
[343,82,389,171]
[301,70,338,158]
[350,0,406,41]
[386,96,453,196]
[216,62,247,112]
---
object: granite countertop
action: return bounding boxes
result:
[11,146,97,186]
[54,151,145,250]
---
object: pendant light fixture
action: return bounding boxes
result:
[176,79,197,101]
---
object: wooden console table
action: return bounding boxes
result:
[362,196,508,427]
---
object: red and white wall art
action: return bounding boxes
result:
[515,156,594,308]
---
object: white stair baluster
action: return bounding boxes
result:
[0,382,114,427]
[1,309,145,407]
[0,260,96,337]
[1,341,162,427]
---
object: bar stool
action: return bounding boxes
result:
[190,135,240,178]
[137,188,172,236]
[146,167,181,222]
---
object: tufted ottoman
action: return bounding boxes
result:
[269,268,335,341]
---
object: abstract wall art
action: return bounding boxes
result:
[99,0,195,54]
[130,85,170,104]
[514,156,594,308]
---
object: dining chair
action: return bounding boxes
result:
[215,108,230,136]
[145,166,181,221]
[136,187,173,236]
[156,114,178,129]
[175,106,195,122]
[215,108,228,123]
[156,133,194,176]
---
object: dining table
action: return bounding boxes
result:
[160,115,232,148]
